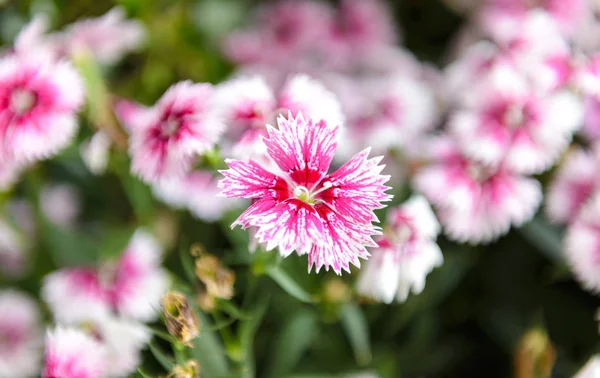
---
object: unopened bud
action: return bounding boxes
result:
[195,253,235,300]
[167,360,200,378]
[161,291,199,346]
[514,328,556,378]
[322,278,351,304]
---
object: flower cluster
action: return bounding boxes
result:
[41,230,169,377]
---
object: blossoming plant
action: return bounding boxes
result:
[1,1,600,377]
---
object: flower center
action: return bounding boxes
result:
[9,89,36,115]
[503,104,524,129]
[467,163,493,182]
[293,181,332,204]
[161,118,181,138]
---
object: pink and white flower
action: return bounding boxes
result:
[80,131,111,175]
[0,53,84,163]
[564,193,600,294]
[63,7,145,64]
[0,290,42,378]
[40,183,81,229]
[449,64,582,175]
[357,195,443,303]
[335,73,437,159]
[96,317,151,377]
[479,0,586,39]
[0,218,29,278]
[42,326,107,378]
[125,81,223,183]
[42,229,169,323]
[413,136,542,244]
[218,112,391,274]
[546,147,598,224]
[214,74,343,162]
[153,170,242,222]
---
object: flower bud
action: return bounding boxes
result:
[167,360,200,378]
[195,253,235,300]
[161,291,199,346]
[514,328,556,378]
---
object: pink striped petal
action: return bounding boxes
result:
[218,159,290,200]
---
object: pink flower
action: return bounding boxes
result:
[42,267,111,324]
[42,229,169,323]
[153,170,242,222]
[218,112,391,274]
[334,73,437,159]
[0,53,84,163]
[0,218,29,280]
[331,0,397,51]
[479,0,586,39]
[0,290,42,378]
[214,74,343,162]
[564,193,600,294]
[449,64,581,175]
[546,147,598,224]
[357,195,443,303]
[413,136,542,244]
[40,183,81,229]
[107,230,170,321]
[94,317,151,377]
[42,326,107,378]
[63,7,145,64]
[125,81,223,183]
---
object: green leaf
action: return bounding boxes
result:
[192,312,231,378]
[149,326,179,344]
[267,309,318,378]
[179,239,197,284]
[340,303,372,367]
[39,217,98,266]
[136,368,155,378]
[519,216,565,265]
[266,267,315,304]
[99,226,136,260]
[119,170,155,224]
[239,295,271,378]
[148,340,175,372]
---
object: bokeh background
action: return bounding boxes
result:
[0,1,599,377]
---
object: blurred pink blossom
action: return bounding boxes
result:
[42,326,107,378]
[565,193,600,293]
[0,290,42,378]
[357,195,443,303]
[414,136,542,244]
[124,81,224,183]
[0,53,84,163]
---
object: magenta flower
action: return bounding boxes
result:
[546,147,598,225]
[42,327,106,378]
[413,136,542,244]
[565,193,600,294]
[124,81,223,183]
[0,53,84,163]
[218,112,391,274]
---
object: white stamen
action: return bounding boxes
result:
[10,89,36,115]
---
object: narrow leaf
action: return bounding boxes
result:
[192,312,231,377]
[149,340,175,371]
[519,217,565,265]
[266,267,315,304]
[340,303,372,367]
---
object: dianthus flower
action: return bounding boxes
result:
[546,147,598,224]
[0,290,42,378]
[218,112,391,274]
[413,136,542,244]
[0,53,84,163]
[564,193,600,294]
[42,229,169,323]
[123,81,223,183]
[42,326,107,378]
[357,195,443,303]
[214,74,343,162]
[449,64,581,175]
